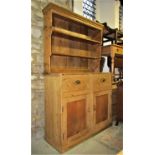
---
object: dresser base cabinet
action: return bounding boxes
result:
[45,73,112,152]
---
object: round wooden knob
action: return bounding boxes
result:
[75,80,81,85]
[100,78,106,82]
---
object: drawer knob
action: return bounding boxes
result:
[75,80,81,85]
[101,78,106,82]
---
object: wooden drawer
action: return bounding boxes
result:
[93,74,112,91]
[62,75,90,93]
[101,45,123,55]
[113,46,123,55]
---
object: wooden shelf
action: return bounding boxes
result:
[43,2,103,73]
[51,66,89,73]
[52,27,101,44]
[113,74,122,76]
[52,46,100,59]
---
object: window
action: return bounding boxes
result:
[83,0,96,20]
[119,2,123,31]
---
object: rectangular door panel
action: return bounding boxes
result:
[62,94,91,146]
[96,94,108,124]
[67,99,86,138]
[93,91,112,132]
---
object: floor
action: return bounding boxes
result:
[32,123,123,155]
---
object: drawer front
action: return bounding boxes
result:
[93,74,112,91]
[114,46,123,55]
[62,75,90,93]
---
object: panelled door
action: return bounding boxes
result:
[93,90,112,131]
[62,94,91,145]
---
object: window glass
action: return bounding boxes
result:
[83,0,96,20]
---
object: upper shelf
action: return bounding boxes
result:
[43,3,103,73]
[43,3,103,31]
[52,27,101,44]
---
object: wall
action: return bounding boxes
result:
[31,0,72,139]
[74,0,120,29]
[96,0,120,29]
[74,0,83,16]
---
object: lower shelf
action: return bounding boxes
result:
[52,46,100,59]
[50,66,89,73]
[50,55,101,73]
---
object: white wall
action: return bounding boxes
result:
[96,0,120,29]
[73,0,83,16]
[114,0,120,29]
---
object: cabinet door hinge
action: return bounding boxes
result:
[62,106,64,113]
[93,104,96,111]
[110,92,112,98]
[110,112,112,118]
[62,133,65,140]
